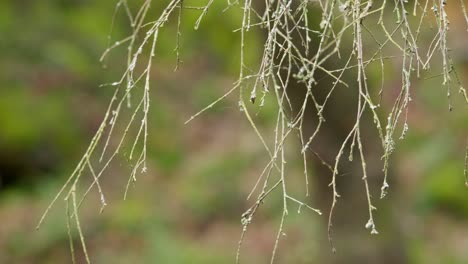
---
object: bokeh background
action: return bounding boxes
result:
[1,1,467,263]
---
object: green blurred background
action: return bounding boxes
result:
[0,1,467,263]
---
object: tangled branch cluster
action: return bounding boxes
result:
[37,1,468,263]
